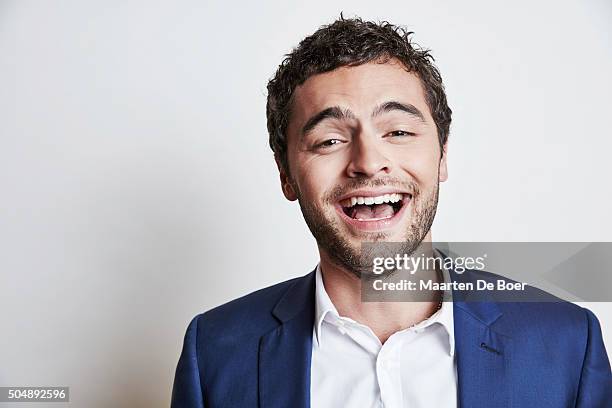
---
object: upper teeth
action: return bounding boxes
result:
[342,193,404,207]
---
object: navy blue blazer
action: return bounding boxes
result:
[171,269,612,407]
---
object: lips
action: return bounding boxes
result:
[335,191,412,231]
[340,193,406,221]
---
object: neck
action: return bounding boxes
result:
[318,236,442,344]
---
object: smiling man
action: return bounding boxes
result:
[171,17,611,407]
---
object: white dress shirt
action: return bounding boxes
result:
[310,264,457,408]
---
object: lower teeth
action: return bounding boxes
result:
[347,202,402,220]
[356,214,393,221]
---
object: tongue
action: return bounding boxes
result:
[352,203,395,220]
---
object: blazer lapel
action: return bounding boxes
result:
[259,271,316,408]
[454,296,512,408]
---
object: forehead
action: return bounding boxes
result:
[290,60,432,123]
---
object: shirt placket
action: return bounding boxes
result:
[376,333,408,408]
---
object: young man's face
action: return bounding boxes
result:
[279,59,448,276]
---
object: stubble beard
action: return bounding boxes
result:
[293,173,441,279]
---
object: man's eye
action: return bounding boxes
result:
[387,130,415,137]
[317,139,343,148]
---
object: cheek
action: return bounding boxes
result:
[392,145,440,182]
[294,153,347,200]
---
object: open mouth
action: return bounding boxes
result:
[339,193,411,221]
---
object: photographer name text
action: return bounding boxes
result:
[372,279,526,291]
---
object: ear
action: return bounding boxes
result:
[275,155,298,201]
[439,142,448,182]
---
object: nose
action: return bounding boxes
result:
[345,136,392,178]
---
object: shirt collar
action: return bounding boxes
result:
[428,248,455,356]
[314,263,339,348]
[313,250,455,356]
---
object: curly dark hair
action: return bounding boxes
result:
[266,15,452,172]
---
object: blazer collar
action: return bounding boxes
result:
[271,269,317,323]
[270,259,506,330]
[450,268,504,327]
[259,269,316,408]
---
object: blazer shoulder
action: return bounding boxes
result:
[462,268,593,334]
[504,297,591,335]
[192,272,312,340]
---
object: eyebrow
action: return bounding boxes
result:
[371,101,426,122]
[301,100,426,137]
[301,106,356,137]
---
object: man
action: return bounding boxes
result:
[171,17,611,407]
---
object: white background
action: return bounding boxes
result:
[1,1,610,406]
